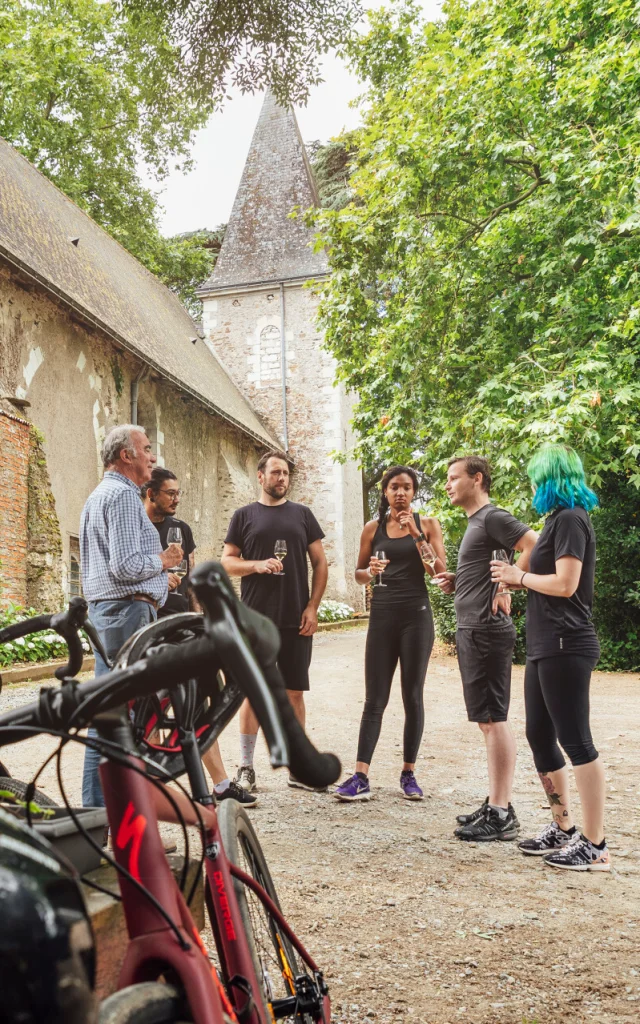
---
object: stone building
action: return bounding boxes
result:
[198,92,363,607]
[0,138,280,609]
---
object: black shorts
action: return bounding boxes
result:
[455,625,516,723]
[277,628,313,692]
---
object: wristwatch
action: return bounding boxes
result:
[414,532,426,544]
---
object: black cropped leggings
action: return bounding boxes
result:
[524,655,599,772]
[357,599,434,765]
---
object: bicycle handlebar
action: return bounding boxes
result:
[192,562,341,790]
[0,597,89,681]
[0,562,341,789]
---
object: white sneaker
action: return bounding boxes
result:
[234,766,257,792]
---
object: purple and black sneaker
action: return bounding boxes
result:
[333,772,371,802]
[400,770,424,801]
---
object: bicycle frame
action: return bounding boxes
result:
[99,716,330,1024]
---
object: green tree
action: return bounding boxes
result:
[313,0,640,667]
[0,0,358,310]
[122,0,362,106]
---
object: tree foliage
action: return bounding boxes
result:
[0,1,358,311]
[312,0,640,666]
[122,0,362,106]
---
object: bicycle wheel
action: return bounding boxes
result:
[116,614,242,781]
[98,981,237,1024]
[0,776,59,807]
[217,800,314,1023]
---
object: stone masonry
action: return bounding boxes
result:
[198,92,364,608]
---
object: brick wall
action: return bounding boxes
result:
[0,410,30,605]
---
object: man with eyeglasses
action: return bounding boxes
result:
[141,466,257,808]
[142,467,196,616]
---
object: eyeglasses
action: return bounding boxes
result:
[160,489,181,498]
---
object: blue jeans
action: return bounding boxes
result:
[82,599,156,807]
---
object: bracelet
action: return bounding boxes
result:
[520,571,528,587]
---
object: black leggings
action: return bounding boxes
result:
[357,600,434,765]
[525,655,599,772]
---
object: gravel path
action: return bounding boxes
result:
[1,627,639,1023]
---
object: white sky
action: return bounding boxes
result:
[149,1,442,236]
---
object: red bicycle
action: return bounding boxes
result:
[0,561,340,1024]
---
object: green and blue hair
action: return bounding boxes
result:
[527,444,598,515]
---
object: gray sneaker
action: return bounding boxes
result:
[234,766,257,792]
[518,821,576,857]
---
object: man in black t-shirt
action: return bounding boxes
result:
[222,450,328,792]
[142,468,197,617]
[434,456,538,842]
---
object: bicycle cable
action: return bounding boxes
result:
[0,723,205,950]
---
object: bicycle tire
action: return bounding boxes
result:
[217,800,313,1023]
[0,776,59,807]
[98,981,237,1024]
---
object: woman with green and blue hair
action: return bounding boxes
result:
[491,444,609,873]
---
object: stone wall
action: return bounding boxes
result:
[203,282,364,609]
[0,409,30,605]
[0,266,262,607]
[27,427,64,611]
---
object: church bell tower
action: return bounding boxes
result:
[198,91,363,607]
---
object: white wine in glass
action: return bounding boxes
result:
[375,550,389,587]
[274,539,287,575]
[172,560,188,581]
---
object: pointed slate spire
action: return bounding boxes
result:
[203,91,328,290]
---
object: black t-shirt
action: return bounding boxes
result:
[455,504,530,629]
[153,516,196,616]
[526,506,600,661]
[225,501,325,628]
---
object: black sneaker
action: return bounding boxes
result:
[518,821,576,857]
[216,781,258,807]
[456,798,520,830]
[455,805,519,842]
[456,797,488,826]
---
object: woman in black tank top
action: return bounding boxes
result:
[334,466,446,803]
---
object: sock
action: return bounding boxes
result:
[239,733,258,768]
[214,779,230,794]
[585,835,606,850]
[355,771,368,781]
[489,803,509,820]
[560,824,577,835]
[401,769,414,777]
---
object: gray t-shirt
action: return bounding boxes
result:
[455,504,530,629]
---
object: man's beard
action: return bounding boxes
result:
[264,482,289,499]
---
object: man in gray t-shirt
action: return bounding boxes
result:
[434,456,537,842]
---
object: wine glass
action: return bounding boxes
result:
[419,540,437,573]
[274,539,287,575]
[374,550,389,587]
[172,560,188,582]
[167,526,182,547]
[492,548,514,594]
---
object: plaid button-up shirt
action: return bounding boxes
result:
[80,471,168,605]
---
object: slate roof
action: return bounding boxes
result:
[0,137,280,449]
[199,90,328,293]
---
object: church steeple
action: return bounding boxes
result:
[202,90,328,291]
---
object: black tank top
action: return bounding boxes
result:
[371,513,429,605]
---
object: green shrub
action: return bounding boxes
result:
[0,603,91,668]
[318,599,355,623]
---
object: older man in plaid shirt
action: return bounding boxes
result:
[80,424,183,807]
